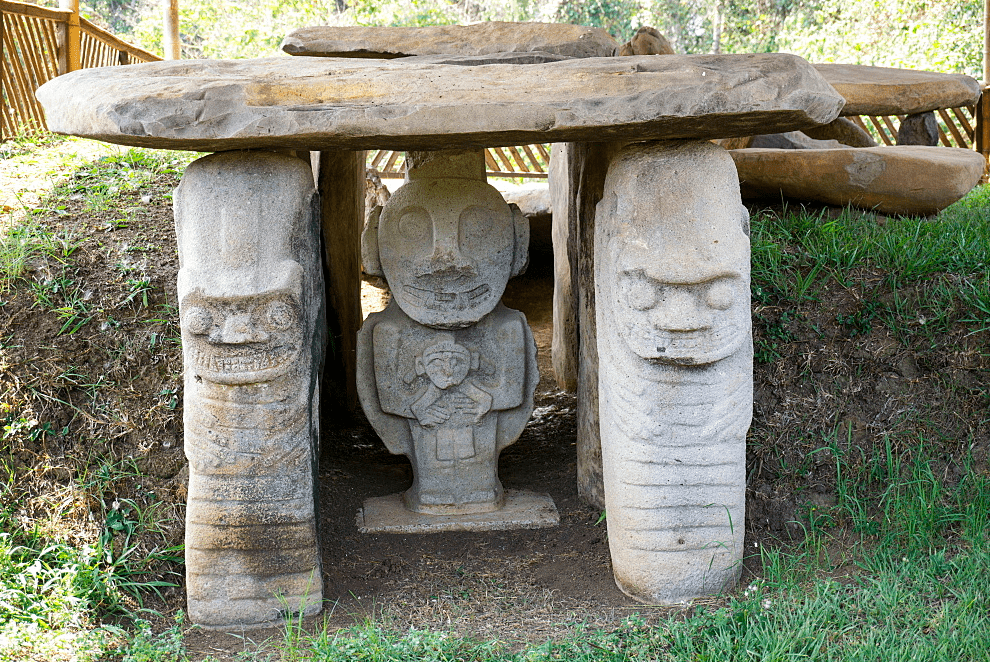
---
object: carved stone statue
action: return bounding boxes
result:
[175,151,324,628]
[357,150,554,531]
[595,141,752,603]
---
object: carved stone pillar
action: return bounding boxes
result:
[595,141,751,603]
[175,151,324,628]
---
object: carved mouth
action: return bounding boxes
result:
[187,343,298,382]
[402,284,491,311]
[623,324,744,365]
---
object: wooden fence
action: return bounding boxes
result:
[1,0,160,140]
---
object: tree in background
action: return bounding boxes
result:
[45,0,983,77]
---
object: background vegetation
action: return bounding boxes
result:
[30,0,988,76]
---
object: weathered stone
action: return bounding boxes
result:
[549,142,614,511]
[619,26,676,56]
[281,21,619,59]
[549,144,578,393]
[362,150,529,329]
[896,112,939,146]
[357,150,547,526]
[175,150,324,628]
[595,140,751,603]
[748,131,843,149]
[317,150,364,412]
[802,116,877,147]
[36,53,845,152]
[358,490,558,533]
[814,63,981,117]
[731,145,987,215]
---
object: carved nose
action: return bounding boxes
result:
[212,313,269,344]
[651,290,709,331]
[416,239,477,277]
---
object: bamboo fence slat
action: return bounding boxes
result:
[506,145,530,173]
[952,106,975,139]
[521,144,543,172]
[4,15,42,131]
[880,115,900,142]
[382,150,401,174]
[0,0,69,22]
[483,149,500,172]
[939,108,969,147]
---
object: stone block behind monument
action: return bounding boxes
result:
[175,151,325,628]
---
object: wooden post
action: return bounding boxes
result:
[978,86,990,181]
[163,0,180,60]
[57,0,81,75]
[984,0,989,86]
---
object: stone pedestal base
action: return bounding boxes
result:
[357,490,559,533]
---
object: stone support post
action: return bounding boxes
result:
[317,150,365,412]
[175,150,325,628]
[595,141,751,603]
[550,142,615,509]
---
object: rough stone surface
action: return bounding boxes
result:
[814,63,981,116]
[357,150,541,521]
[732,145,987,216]
[748,131,843,150]
[549,142,614,510]
[281,21,619,59]
[362,150,529,330]
[175,150,324,628]
[595,141,751,603]
[36,53,845,152]
[317,150,364,411]
[502,184,551,222]
[358,490,559,533]
[802,116,877,147]
[619,26,676,56]
[896,112,939,146]
[549,144,579,393]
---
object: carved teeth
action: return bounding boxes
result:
[188,344,296,374]
[403,284,491,311]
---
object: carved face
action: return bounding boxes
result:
[614,265,748,365]
[598,141,750,366]
[420,344,472,389]
[377,179,515,328]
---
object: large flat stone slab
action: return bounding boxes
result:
[731,145,987,216]
[282,21,619,59]
[357,490,559,533]
[36,53,844,152]
[814,64,981,116]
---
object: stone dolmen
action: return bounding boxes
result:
[37,23,846,625]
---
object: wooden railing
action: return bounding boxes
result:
[1,0,160,140]
[368,144,552,179]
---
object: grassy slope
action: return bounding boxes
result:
[1,139,988,660]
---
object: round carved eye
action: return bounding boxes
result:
[625,278,658,311]
[705,280,735,311]
[398,208,431,243]
[184,307,213,335]
[266,300,295,330]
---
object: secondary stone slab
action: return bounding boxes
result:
[282,21,618,59]
[814,64,981,117]
[36,53,844,152]
[357,490,559,533]
[731,145,987,216]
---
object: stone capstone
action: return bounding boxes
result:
[731,145,987,216]
[595,140,751,603]
[281,21,619,59]
[814,63,981,117]
[35,53,845,152]
[175,150,324,628]
[748,130,843,150]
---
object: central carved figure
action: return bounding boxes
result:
[357,150,555,530]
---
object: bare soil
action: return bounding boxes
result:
[2,162,987,659]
